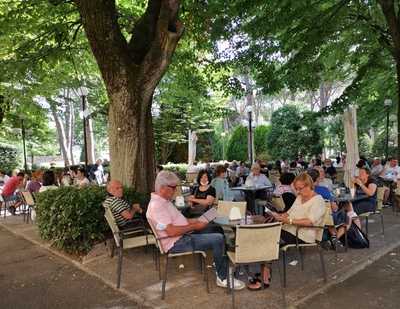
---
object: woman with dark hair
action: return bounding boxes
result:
[75,167,90,188]
[273,172,296,212]
[184,170,216,218]
[39,170,58,192]
[351,167,377,214]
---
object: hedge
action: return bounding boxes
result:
[0,143,20,172]
[36,185,147,255]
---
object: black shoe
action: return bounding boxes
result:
[320,240,332,250]
[331,238,346,252]
[8,206,16,215]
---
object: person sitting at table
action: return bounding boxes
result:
[2,172,25,215]
[307,169,346,251]
[147,170,245,290]
[39,170,59,192]
[184,170,216,218]
[351,167,377,215]
[245,163,272,187]
[26,170,42,193]
[273,172,296,211]
[75,167,90,188]
[210,165,244,201]
[104,180,144,229]
[371,158,384,178]
[247,173,326,290]
[315,166,333,192]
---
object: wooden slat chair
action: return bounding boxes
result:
[19,191,35,223]
[216,201,247,218]
[271,196,286,212]
[358,187,385,238]
[148,219,211,299]
[280,206,330,287]
[103,205,156,288]
[227,222,284,309]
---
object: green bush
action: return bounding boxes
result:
[226,126,248,161]
[36,185,146,255]
[163,163,188,180]
[0,143,20,172]
[254,125,271,160]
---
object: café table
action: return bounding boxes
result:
[334,193,368,203]
[213,215,267,227]
[231,185,273,214]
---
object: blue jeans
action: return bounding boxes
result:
[170,233,227,280]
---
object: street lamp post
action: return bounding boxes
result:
[220,132,226,161]
[80,86,89,167]
[247,105,254,164]
[21,118,28,172]
[384,99,392,161]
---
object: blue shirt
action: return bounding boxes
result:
[315,185,333,202]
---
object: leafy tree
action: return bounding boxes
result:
[254,125,271,161]
[226,126,248,162]
[266,105,323,160]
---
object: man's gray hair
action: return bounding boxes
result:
[251,163,261,171]
[155,170,180,192]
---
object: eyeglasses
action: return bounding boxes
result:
[294,185,306,192]
[167,185,177,190]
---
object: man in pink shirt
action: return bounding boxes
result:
[147,170,244,290]
[1,172,25,215]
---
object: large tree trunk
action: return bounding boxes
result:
[378,0,400,161]
[74,0,183,192]
[49,102,73,166]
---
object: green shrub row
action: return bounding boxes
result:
[35,185,147,255]
[0,143,20,172]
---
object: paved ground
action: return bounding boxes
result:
[2,209,400,308]
[299,246,400,309]
[0,226,140,309]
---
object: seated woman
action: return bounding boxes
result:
[211,165,244,201]
[273,172,296,212]
[75,167,90,188]
[184,170,216,218]
[351,167,377,215]
[39,170,59,192]
[248,173,326,290]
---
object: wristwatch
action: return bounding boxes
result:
[289,218,293,225]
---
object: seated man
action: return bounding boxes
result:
[2,172,25,215]
[104,180,143,229]
[147,170,245,290]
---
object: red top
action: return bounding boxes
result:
[2,176,22,197]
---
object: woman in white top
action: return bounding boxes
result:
[247,173,325,291]
[75,167,90,188]
[39,170,59,192]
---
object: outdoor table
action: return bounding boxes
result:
[334,193,368,204]
[231,185,273,214]
[213,215,266,227]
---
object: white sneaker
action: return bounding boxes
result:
[216,276,245,290]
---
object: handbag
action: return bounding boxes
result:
[343,222,369,249]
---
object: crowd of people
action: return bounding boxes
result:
[0,159,107,215]
[105,154,399,292]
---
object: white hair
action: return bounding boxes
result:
[155,170,180,192]
[251,163,261,171]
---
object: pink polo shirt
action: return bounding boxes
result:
[146,193,189,252]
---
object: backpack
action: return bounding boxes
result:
[342,222,369,249]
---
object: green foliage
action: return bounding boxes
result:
[0,143,20,172]
[266,105,323,160]
[254,125,271,160]
[35,185,146,254]
[226,126,248,162]
[162,163,188,180]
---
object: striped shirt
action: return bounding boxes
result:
[104,196,131,227]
